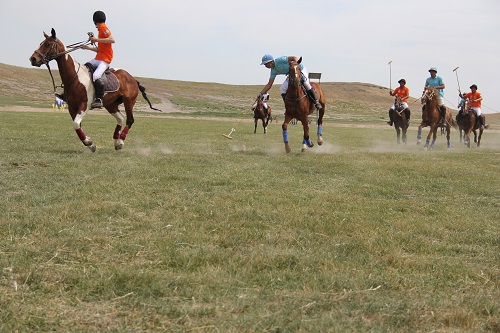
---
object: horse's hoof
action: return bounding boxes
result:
[416,141,421,145]
[301,145,308,152]
[285,143,291,153]
[88,144,96,153]
[115,139,124,150]
[317,136,323,146]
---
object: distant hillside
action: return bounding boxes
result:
[2,63,499,126]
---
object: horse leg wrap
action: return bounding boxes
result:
[317,125,323,136]
[303,138,313,147]
[417,128,422,140]
[430,140,436,149]
[75,128,86,141]
[119,126,130,140]
[447,141,451,149]
[282,130,289,143]
[113,125,122,140]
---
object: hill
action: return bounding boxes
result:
[1,62,499,126]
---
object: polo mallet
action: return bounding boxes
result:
[222,98,258,139]
[388,61,393,90]
[453,67,461,95]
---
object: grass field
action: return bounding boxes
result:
[0,110,499,332]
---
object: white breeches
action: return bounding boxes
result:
[88,59,109,81]
[471,107,482,116]
[391,102,408,110]
[280,67,312,95]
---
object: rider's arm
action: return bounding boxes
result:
[261,77,275,95]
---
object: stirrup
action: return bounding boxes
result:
[314,101,322,110]
[91,98,103,109]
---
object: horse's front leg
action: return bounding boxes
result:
[396,126,401,144]
[254,118,257,134]
[282,115,293,153]
[301,116,313,152]
[72,111,96,152]
[446,125,451,150]
[417,124,423,145]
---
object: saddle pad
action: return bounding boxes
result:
[103,71,119,93]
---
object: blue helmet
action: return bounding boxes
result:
[260,54,274,65]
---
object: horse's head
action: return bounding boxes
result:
[288,57,303,87]
[463,99,471,115]
[420,87,436,104]
[29,28,64,67]
[394,96,404,111]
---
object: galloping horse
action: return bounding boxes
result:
[459,100,484,148]
[252,97,271,134]
[282,58,325,153]
[392,96,409,144]
[29,29,159,152]
[417,87,457,150]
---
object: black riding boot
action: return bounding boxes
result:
[91,78,105,109]
[264,107,268,117]
[479,114,485,130]
[404,108,411,124]
[307,88,323,111]
[387,109,393,126]
[439,105,447,126]
[55,92,66,102]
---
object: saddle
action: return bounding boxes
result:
[84,63,120,93]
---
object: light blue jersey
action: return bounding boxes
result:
[425,76,444,97]
[270,56,304,79]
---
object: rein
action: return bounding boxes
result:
[37,38,91,93]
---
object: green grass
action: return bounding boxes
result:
[0,110,499,332]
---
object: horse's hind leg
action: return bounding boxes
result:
[417,125,423,144]
[446,126,451,150]
[72,111,96,152]
[254,119,257,134]
[396,126,401,144]
[111,110,125,150]
[118,99,136,144]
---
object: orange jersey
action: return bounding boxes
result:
[95,23,113,63]
[393,86,409,103]
[464,91,482,108]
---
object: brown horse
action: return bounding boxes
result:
[459,100,484,148]
[252,97,271,134]
[29,29,160,152]
[417,87,457,150]
[282,58,325,153]
[391,96,409,144]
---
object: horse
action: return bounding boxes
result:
[459,100,484,148]
[29,29,160,152]
[417,87,457,150]
[391,96,409,144]
[252,97,271,134]
[282,57,325,153]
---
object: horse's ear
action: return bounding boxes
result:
[298,57,302,64]
[43,31,49,39]
[51,28,56,39]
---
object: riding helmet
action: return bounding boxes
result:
[398,79,406,84]
[470,84,477,89]
[261,54,274,65]
[93,11,106,24]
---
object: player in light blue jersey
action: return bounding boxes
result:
[259,54,322,111]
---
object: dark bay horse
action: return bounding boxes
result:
[29,29,159,152]
[459,100,484,148]
[417,88,457,150]
[252,97,271,134]
[282,58,325,153]
[392,96,409,144]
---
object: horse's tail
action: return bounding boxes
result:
[451,118,459,130]
[137,81,162,112]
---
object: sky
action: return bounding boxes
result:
[1,0,499,113]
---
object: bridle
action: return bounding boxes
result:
[286,63,307,102]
